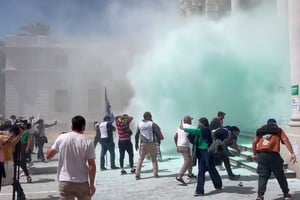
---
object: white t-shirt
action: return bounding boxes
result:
[51,131,96,183]
[99,121,108,138]
[138,121,154,142]
[177,123,195,148]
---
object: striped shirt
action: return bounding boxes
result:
[115,118,132,141]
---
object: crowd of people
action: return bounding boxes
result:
[0,111,298,200]
[0,114,57,187]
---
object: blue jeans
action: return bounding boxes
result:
[196,149,222,194]
[100,141,116,168]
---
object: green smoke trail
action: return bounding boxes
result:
[126,13,290,152]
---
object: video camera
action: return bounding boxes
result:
[9,119,31,135]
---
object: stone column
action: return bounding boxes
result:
[231,0,240,13]
[288,0,300,126]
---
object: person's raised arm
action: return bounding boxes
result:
[45,121,57,128]
[3,128,25,147]
[127,116,133,123]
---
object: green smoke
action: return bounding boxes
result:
[126,13,290,152]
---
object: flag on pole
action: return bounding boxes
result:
[104,86,114,123]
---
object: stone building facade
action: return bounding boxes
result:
[3,35,133,128]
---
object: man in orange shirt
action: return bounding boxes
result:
[252,119,297,200]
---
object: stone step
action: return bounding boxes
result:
[229,145,296,178]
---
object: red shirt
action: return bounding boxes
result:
[115,119,132,141]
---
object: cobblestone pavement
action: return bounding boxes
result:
[1,139,300,200]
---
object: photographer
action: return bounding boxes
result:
[0,125,26,190]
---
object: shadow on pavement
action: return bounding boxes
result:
[141,168,172,174]
[29,195,59,200]
[272,192,300,200]
[31,166,57,175]
[138,173,178,180]
[32,178,56,184]
[206,186,256,195]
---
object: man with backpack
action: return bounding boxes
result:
[253,119,296,200]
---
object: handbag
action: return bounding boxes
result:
[208,139,224,155]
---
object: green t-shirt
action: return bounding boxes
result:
[184,127,209,150]
[21,132,29,143]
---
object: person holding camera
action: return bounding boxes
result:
[1,124,28,193]
[34,119,57,162]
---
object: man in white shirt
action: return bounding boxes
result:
[174,115,196,185]
[46,115,96,200]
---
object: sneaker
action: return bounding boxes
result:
[27,176,32,183]
[228,174,240,180]
[111,166,120,170]
[256,196,264,200]
[130,168,136,173]
[284,193,292,200]
[135,176,141,180]
[101,167,107,171]
[187,173,197,179]
[175,177,187,186]
[121,169,127,175]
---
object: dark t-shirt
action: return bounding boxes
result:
[213,128,229,141]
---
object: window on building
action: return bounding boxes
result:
[55,89,69,112]
[88,89,101,113]
[54,54,68,67]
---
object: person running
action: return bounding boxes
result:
[180,118,222,196]
[253,118,296,200]
[115,114,135,175]
[46,115,96,200]
[174,115,197,186]
[135,112,161,180]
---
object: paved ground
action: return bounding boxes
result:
[1,138,300,200]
